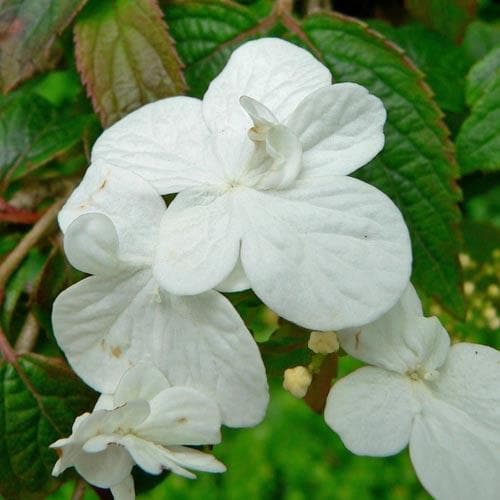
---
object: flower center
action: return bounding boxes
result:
[408,365,440,382]
[235,96,303,190]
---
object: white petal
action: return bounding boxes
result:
[287,83,386,177]
[410,393,500,500]
[148,291,269,428]
[434,343,500,431]
[64,213,119,275]
[53,270,269,427]
[153,188,241,295]
[92,96,224,193]
[110,475,135,500]
[94,394,114,411]
[164,445,226,474]
[58,162,165,263]
[74,444,134,488]
[114,363,171,407]
[338,293,450,374]
[215,258,251,293]
[203,38,331,135]
[238,177,412,330]
[52,269,157,393]
[120,435,196,478]
[136,387,222,446]
[325,366,417,456]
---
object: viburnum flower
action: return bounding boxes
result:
[51,364,225,499]
[53,162,268,428]
[83,37,411,331]
[324,284,500,500]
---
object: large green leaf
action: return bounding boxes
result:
[463,19,500,62]
[0,353,96,499]
[0,90,92,184]
[404,0,477,41]
[457,47,500,174]
[370,22,469,113]
[164,0,276,97]
[0,0,87,93]
[74,0,186,127]
[301,14,464,316]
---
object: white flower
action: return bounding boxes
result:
[324,284,500,500]
[53,163,268,428]
[82,37,411,331]
[51,364,225,499]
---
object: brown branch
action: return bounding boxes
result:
[304,353,338,413]
[0,198,41,224]
[0,328,16,363]
[71,479,87,500]
[14,312,40,353]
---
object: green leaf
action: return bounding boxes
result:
[464,46,500,105]
[0,353,96,499]
[404,0,478,41]
[0,90,92,184]
[1,248,46,335]
[457,49,500,174]
[302,14,464,317]
[0,0,88,93]
[370,22,469,113]
[74,0,186,127]
[463,19,500,62]
[164,0,275,98]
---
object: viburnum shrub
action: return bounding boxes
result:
[0,1,498,500]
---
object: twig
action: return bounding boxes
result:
[71,479,87,500]
[0,327,16,363]
[0,198,65,296]
[14,312,40,352]
[304,353,338,413]
[305,0,331,13]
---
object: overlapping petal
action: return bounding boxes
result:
[338,284,450,374]
[154,187,241,295]
[287,83,386,177]
[203,38,331,135]
[52,268,268,428]
[91,97,223,194]
[325,366,417,456]
[239,177,412,330]
[58,163,165,264]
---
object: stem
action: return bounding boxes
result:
[304,353,338,413]
[15,313,40,352]
[71,479,87,500]
[0,328,16,363]
[0,198,65,295]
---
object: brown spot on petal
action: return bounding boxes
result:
[111,346,122,358]
[99,179,107,190]
[176,417,188,424]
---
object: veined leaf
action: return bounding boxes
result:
[457,47,500,174]
[463,19,500,62]
[0,0,87,93]
[75,0,186,127]
[0,352,96,499]
[0,90,92,184]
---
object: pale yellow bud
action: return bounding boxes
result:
[483,306,497,321]
[463,281,475,296]
[459,253,471,268]
[487,284,499,298]
[308,331,339,354]
[283,366,312,399]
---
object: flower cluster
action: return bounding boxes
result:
[50,38,499,499]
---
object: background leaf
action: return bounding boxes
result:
[74,0,186,127]
[0,353,96,499]
[456,47,500,174]
[0,0,87,93]
[0,89,92,186]
[404,0,477,41]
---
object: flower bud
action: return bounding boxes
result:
[283,366,312,398]
[308,331,339,354]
